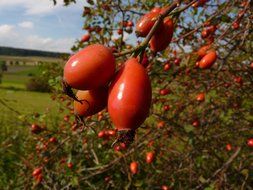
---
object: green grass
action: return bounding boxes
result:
[0,88,62,133]
[0,64,62,125]
[2,74,30,83]
[0,55,64,64]
[0,88,62,189]
[0,64,65,189]
[0,82,25,89]
[0,89,58,114]
[8,66,40,76]
[1,65,40,89]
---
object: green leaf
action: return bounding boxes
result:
[184,125,194,133]
[221,15,231,22]
[241,169,249,176]
[71,176,79,186]
[134,180,143,187]
[199,176,207,183]
[204,187,215,190]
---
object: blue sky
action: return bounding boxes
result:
[0,0,88,52]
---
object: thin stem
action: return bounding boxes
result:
[114,0,185,58]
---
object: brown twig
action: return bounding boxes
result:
[196,147,241,189]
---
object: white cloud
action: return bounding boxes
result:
[0,24,18,38]
[25,35,75,52]
[0,0,63,15]
[0,24,14,34]
[18,21,34,29]
[0,24,74,52]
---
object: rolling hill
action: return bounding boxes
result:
[0,46,69,58]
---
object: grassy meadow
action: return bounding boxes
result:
[0,61,65,187]
[0,61,64,140]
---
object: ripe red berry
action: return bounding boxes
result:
[108,58,152,131]
[192,120,199,127]
[74,87,108,117]
[234,76,243,85]
[32,167,42,177]
[198,50,217,69]
[130,161,138,174]
[196,93,205,102]
[104,176,111,183]
[136,12,159,37]
[164,63,171,71]
[159,89,170,96]
[64,44,115,90]
[114,145,121,152]
[98,131,106,138]
[127,21,134,27]
[161,185,170,190]
[146,152,155,164]
[157,121,165,128]
[201,29,209,38]
[117,29,123,35]
[35,174,43,183]
[67,162,73,169]
[49,137,57,143]
[207,25,217,34]
[226,144,232,151]
[232,22,239,30]
[197,45,211,59]
[80,34,90,43]
[163,105,170,111]
[149,17,174,52]
[120,142,127,150]
[174,58,181,66]
[64,115,70,122]
[247,138,253,147]
[250,62,253,69]
[31,124,42,134]
[107,130,116,136]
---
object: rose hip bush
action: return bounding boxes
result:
[1,0,253,189]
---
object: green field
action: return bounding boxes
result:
[0,64,63,188]
[0,89,58,114]
[0,65,62,129]
[0,65,40,89]
[0,55,63,64]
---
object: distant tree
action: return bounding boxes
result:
[26,62,63,92]
[0,61,7,72]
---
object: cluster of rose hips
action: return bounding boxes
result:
[136,6,174,52]
[29,2,253,185]
[63,5,180,144]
